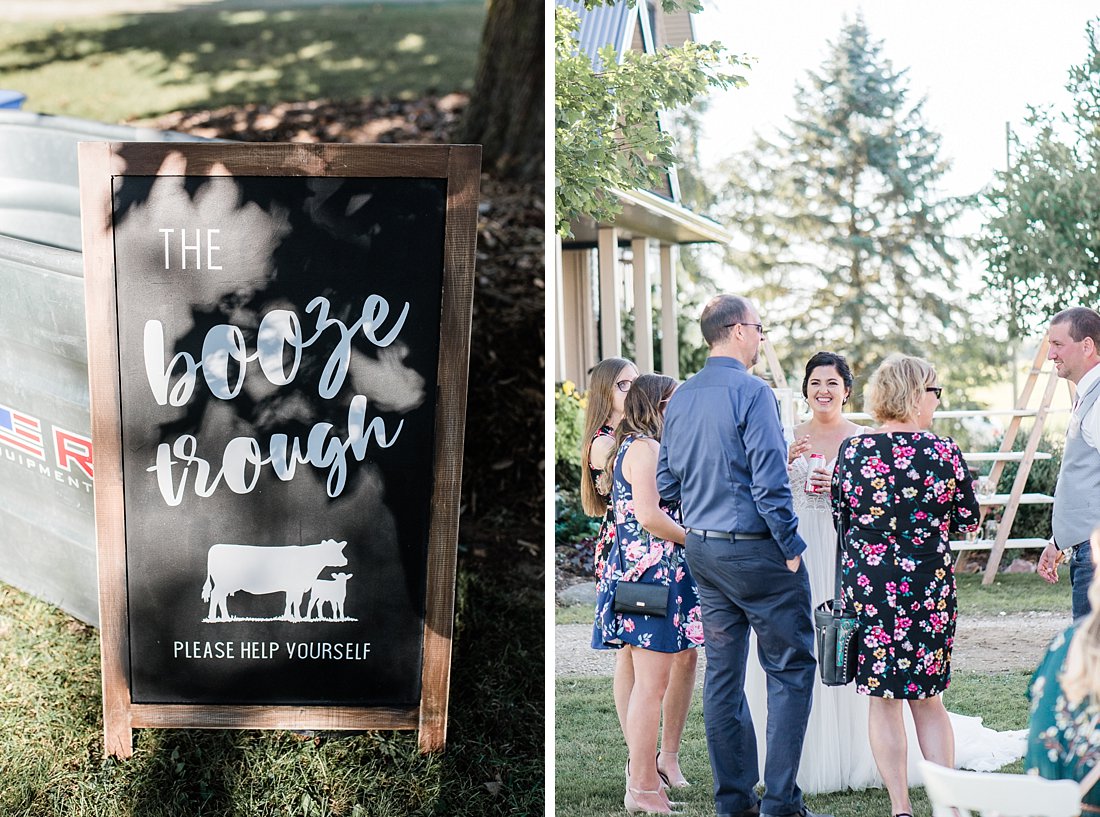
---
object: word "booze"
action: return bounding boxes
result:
[145,294,409,405]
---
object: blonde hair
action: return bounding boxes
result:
[604,374,678,486]
[579,357,634,516]
[866,353,937,424]
[1061,528,1100,705]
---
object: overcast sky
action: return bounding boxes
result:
[695,1,1098,200]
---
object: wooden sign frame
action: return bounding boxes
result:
[78,142,480,757]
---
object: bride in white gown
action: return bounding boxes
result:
[743,351,1025,793]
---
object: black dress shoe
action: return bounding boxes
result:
[718,805,760,817]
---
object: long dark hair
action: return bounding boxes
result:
[579,357,634,515]
[604,374,678,479]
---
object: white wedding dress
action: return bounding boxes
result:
[741,455,1026,793]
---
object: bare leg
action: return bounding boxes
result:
[625,646,676,814]
[658,648,698,787]
[614,648,636,742]
[908,696,955,768]
[868,697,912,816]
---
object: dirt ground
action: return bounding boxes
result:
[555,610,1070,678]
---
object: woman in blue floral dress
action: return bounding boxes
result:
[832,354,979,817]
[1027,530,1100,811]
[591,374,703,815]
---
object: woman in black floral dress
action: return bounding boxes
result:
[578,359,701,792]
[832,354,980,817]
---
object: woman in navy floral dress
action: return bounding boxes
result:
[581,361,699,793]
[592,374,703,815]
[832,354,979,817]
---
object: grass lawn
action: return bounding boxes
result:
[556,567,1073,624]
[954,569,1072,615]
[0,556,543,816]
[0,3,543,813]
[0,1,484,123]
[554,569,1067,815]
[555,671,1031,817]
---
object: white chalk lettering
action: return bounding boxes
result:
[142,295,409,404]
[284,641,372,660]
[173,640,235,659]
[256,309,303,386]
[239,641,280,659]
[145,395,403,504]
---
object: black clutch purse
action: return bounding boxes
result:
[612,581,669,617]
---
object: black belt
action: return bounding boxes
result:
[686,529,769,541]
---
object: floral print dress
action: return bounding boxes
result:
[832,432,979,698]
[591,435,704,652]
[1026,625,1100,809]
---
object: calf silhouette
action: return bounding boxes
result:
[202,539,348,621]
[306,572,353,620]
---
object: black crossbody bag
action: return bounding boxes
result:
[813,442,861,686]
[611,505,671,617]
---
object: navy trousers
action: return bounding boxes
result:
[1071,541,1095,621]
[685,532,816,817]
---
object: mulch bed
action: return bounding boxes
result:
[147,95,544,550]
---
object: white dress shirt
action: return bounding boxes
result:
[1074,361,1100,450]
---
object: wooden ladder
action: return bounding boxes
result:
[970,339,1061,585]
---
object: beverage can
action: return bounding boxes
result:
[806,453,825,493]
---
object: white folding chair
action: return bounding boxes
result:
[919,760,1082,817]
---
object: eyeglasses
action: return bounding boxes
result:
[615,379,635,393]
[925,386,942,399]
[725,322,765,336]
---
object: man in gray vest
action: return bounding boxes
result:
[1037,306,1100,619]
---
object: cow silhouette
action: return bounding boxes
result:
[202,539,348,621]
[306,572,353,620]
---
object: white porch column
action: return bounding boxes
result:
[554,235,566,382]
[632,237,653,373]
[660,244,679,379]
[597,226,621,359]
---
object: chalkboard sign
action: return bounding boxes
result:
[78,142,480,756]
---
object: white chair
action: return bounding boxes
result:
[919,759,1082,817]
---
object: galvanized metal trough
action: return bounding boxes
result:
[0,111,205,625]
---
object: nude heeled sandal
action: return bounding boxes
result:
[656,750,691,789]
[624,786,682,815]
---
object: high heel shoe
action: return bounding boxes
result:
[624,786,682,815]
[628,757,672,792]
[656,750,691,789]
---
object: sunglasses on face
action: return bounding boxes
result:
[925,386,942,399]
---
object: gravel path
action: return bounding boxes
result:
[555,610,1071,678]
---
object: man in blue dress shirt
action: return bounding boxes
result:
[657,295,824,817]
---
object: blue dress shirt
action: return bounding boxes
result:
[657,356,807,560]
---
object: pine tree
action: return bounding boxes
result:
[719,15,970,403]
[979,19,1100,335]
